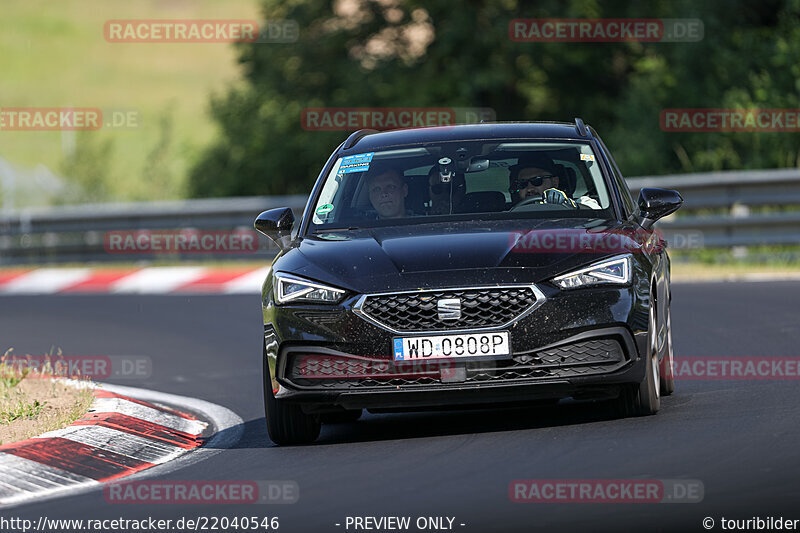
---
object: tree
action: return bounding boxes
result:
[189,0,800,197]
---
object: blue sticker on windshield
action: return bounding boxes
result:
[337,152,374,174]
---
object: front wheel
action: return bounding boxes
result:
[615,300,661,416]
[263,346,320,445]
[659,301,675,396]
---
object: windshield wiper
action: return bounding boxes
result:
[312,226,361,233]
[577,218,609,229]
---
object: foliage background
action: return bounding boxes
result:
[0,0,258,206]
[190,0,800,198]
[2,0,800,205]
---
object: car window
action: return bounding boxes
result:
[464,160,513,201]
[311,141,615,228]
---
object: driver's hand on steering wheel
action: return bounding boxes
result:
[543,188,578,209]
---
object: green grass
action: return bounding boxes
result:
[0,399,46,424]
[0,373,25,390]
[0,349,93,445]
[671,245,800,266]
[0,0,260,204]
[0,356,38,424]
[671,261,800,281]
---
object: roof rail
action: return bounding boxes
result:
[574,118,588,137]
[343,129,379,150]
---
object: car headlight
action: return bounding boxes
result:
[552,255,631,289]
[273,273,345,304]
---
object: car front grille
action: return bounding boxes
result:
[355,286,539,332]
[469,339,627,382]
[285,338,627,390]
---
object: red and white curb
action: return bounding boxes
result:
[0,384,243,507]
[0,266,270,295]
[3,266,798,294]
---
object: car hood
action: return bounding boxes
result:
[275,219,644,293]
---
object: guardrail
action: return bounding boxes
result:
[0,168,797,265]
[0,196,308,265]
[627,168,800,249]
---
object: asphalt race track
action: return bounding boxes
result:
[2,281,799,532]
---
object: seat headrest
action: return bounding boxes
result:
[554,164,577,197]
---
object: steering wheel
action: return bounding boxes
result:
[509,197,577,211]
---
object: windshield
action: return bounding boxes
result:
[310,141,614,230]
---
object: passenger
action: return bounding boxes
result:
[367,168,408,219]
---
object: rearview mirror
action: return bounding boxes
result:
[466,157,490,172]
[254,207,295,248]
[637,188,683,229]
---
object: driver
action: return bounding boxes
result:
[509,155,577,208]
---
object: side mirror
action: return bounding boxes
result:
[254,207,295,249]
[637,188,683,229]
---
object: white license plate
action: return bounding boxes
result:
[393,332,510,362]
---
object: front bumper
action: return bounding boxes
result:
[263,282,649,411]
[265,328,646,411]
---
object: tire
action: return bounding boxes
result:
[319,409,363,424]
[659,301,675,396]
[263,345,320,445]
[613,384,640,417]
[615,297,661,417]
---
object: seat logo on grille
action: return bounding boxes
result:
[437,298,462,321]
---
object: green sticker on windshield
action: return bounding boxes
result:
[316,203,334,215]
